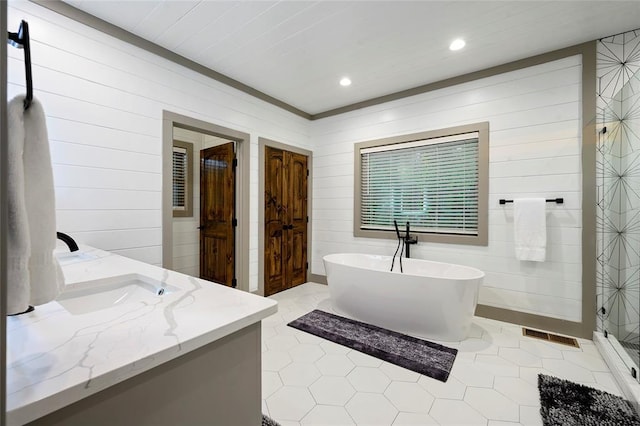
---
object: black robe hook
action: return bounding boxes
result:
[7,20,33,110]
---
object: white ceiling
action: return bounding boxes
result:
[62,1,640,116]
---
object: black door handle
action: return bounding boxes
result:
[282,224,288,230]
[288,224,294,230]
[197,226,204,230]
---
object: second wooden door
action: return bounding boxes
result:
[264,146,308,296]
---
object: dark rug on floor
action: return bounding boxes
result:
[538,374,640,426]
[262,414,280,426]
[287,309,457,382]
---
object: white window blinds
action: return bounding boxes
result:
[360,132,479,235]
[173,146,187,211]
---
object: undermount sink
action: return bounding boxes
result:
[57,274,179,315]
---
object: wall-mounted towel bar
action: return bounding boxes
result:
[7,20,33,110]
[499,198,563,205]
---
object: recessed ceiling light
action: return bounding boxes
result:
[340,77,352,87]
[449,38,466,51]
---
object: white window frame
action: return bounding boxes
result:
[354,122,489,246]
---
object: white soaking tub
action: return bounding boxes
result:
[323,253,484,342]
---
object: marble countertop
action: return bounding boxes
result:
[6,246,277,426]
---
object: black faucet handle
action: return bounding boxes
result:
[404,222,417,244]
[393,220,402,239]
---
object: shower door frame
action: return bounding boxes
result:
[595,29,640,384]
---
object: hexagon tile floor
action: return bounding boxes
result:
[261,283,623,426]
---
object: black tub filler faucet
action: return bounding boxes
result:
[390,220,418,273]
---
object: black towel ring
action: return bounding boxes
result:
[7,20,33,110]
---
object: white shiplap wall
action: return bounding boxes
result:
[7,1,584,315]
[7,1,311,292]
[310,56,583,321]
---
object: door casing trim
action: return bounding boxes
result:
[258,138,313,296]
[162,111,250,292]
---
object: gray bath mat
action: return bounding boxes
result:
[262,414,281,426]
[287,309,457,382]
[538,374,640,425]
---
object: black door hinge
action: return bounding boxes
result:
[232,218,238,227]
[306,169,309,176]
[633,367,637,379]
[231,278,237,288]
[232,158,238,168]
[305,262,309,270]
[306,216,309,223]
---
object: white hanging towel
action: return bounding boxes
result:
[23,97,64,305]
[513,198,546,262]
[7,96,31,314]
[7,95,64,314]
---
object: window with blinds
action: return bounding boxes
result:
[173,140,193,217]
[173,147,187,209]
[355,123,488,245]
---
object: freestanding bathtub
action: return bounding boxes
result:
[323,253,484,342]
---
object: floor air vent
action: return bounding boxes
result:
[522,328,580,348]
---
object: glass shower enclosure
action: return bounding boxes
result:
[596,29,640,383]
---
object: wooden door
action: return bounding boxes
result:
[264,147,286,296]
[287,152,308,287]
[200,142,235,286]
[264,146,308,296]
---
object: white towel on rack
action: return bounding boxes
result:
[23,97,64,305]
[514,198,546,262]
[7,95,64,314]
[7,96,31,314]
